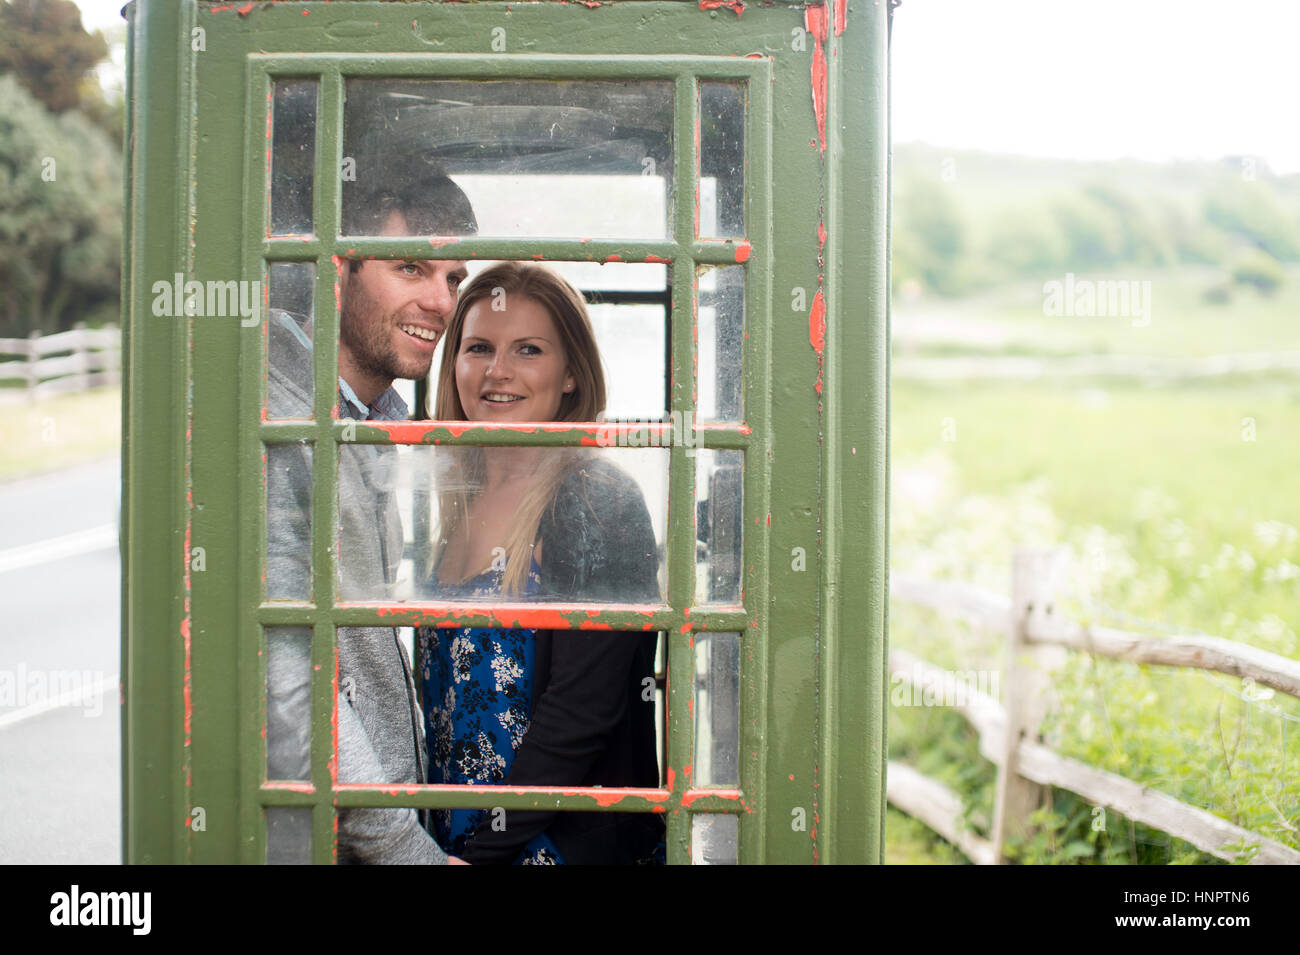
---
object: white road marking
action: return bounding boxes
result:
[0,523,117,575]
[0,672,120,730]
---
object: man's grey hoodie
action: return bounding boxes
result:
[264,309,447,864]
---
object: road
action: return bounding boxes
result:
[0,457,121,864]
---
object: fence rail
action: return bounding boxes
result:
[892,349,1300,382]
[888,552,1300,865]
[0,325,121,401]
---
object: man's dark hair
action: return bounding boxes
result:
[342,173,477,272]
[343,174,478,235]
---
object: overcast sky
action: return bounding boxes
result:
[892,0,1300,174]
[73,0,1300,174]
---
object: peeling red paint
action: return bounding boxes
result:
[680,786,744,809]
[644,254,672,264]
[208,2,255,14]
[604,253,623,263]
[699,0,745,17]
[834,0,847,35]
[428,237,458,248]
[809,278,828,390]
[328,783,670,809]
[733,241,752,263]
[808,289,826,356]
[818,222,827,252]
[369,601,662,631]
[765,513,771,527]
[805,4,829,154]
[354,419,727,447]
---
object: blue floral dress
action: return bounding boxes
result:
[417,556,566,865]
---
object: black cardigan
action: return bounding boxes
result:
[458,458,664,865]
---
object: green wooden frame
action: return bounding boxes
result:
[123,0,890,865]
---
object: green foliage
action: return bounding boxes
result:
[891,146,1300,295]
[892,177,969,296]
[984,207,1066,278]
[890,332,1300,862]
[1231,249,1285,295]
[0,73,122,334]
[1205,178,1300,262]
[0,0,108,114]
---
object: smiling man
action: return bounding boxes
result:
[265,175,476,865]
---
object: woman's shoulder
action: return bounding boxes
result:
[552,455,649,521]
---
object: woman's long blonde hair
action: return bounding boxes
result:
[429,263,607,595]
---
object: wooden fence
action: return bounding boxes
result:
[0,325,121,402]
[892,349,1300,382]
[888,549,1300,865]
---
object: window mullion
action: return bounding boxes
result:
[309,68,345,865]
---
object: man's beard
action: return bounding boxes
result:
[339,273,431,386]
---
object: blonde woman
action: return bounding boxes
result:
[418,263,663,865]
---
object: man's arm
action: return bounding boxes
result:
[266,441,448,865]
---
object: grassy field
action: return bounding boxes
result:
[885,270,1300,864]
[0,387,120,481]
[895,265,1300,359]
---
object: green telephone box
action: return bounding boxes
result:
[121,0,891,864]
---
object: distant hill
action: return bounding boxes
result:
[891,143,1300,296]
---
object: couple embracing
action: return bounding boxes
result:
[266,179,663,865]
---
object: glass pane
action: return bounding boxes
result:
[266,443,312,601]
[343,80,673,239]
[695,449,743,605]
[266,807,312,865]
[452,260,670,422]
[698,265,745,422]
[691,813,738,865]
[270,80,316,236]
[266,627,311,783]
[699,82,745,239]
[340,446,667,604]
[693,632,740,787]
[417,626,663,858]
[267,262,316,419]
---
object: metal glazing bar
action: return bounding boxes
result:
[258,604,750,633]
[266,237,754,265]
[663,70,700,867]
[322,785,745,814]
[250,53,768,82]
[257,420,751,449]
[738,61,774,864]
[309,68,345,865]
[239,62,274,865]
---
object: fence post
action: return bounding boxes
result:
[25,329,40,403]
[73,322,90,392]
[992,548,1060,862]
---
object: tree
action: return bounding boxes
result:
[893,178,970,295]
[1204,178,1300,262]
[0,0,108,114]
[0,74,122,334]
